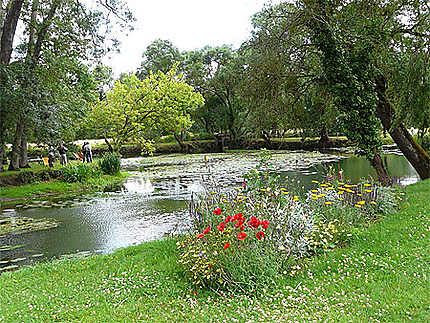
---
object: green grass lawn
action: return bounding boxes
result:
[0,180,429,322]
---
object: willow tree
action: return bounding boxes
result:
[301,0,430,181]
[242,2,340,147]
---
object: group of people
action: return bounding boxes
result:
[47,141,92,167]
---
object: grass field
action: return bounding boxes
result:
[0,179,428,322]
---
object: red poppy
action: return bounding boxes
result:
[197,233,204,239]
[223,242,230,249]
[256,231,265,240]
[233,213,242,221]
[261,220,269,229]
[203,226,211,234]
[213,208,222,215]
[217,222,226,231]
[237,232,247,240]
[249,216,260,229]
[239,225,245,231]
[224,216,232,223]
[234,220,243,228]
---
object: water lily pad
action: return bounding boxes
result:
[0,265,18,271]
[0,244,24,251]
[31,254,44,258]
[10,257,26,263]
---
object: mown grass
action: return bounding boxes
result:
[0,180,429,322]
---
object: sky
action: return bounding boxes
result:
[104,0,274,76]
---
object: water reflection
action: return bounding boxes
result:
[122,176,154,194]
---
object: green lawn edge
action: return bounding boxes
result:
[0,179,429,322]
[0,171,130,209]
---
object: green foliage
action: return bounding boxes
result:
[138,39,181,78]
[98,152,121,175]
[89,66,204,152]
[60,163,100,183]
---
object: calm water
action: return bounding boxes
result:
[0,152,419,269]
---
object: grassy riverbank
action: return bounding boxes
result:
[0,179,428,322]
[0,161,129,209]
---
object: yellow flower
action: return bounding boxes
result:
[293,196,299,201]
[370,201,377,205]
[233,186,243,190]
[312,180,319,184]
[354,204,362,208]
[325,201,332,205]
[339,198,344,201]
[364,183,372,187]
[337,191,344,195]
[357,200,365,205]
[282,191,289,195]
[338,182,345,185]
[311,190,318,193]
[365,189,372,193]
[357,193,362,196]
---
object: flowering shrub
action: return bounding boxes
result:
[178,208,277,289]
[180,162,403,291]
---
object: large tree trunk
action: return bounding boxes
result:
[0,118,5,172]
[19,125,29,168]
[370,149,391,186]
[8,118,23,170]
[174,133,186,153]
[0,0,25,64]
[0,0,25,172]
[318,125,331,148]
[375,76,430,180]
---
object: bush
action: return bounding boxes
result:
[179,161,402,291]
[98,152,121,175]
[60,163,100,183]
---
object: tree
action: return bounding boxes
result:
[242,2,340,146]
[182,46,248,139]
[1,0,134,170]
[137,39,181,78]
[0,0,25,171]
[301,0,430,181]
[89,67,204,153]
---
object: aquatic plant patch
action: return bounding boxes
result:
[0,216,59,237]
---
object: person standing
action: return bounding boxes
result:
[58,143,68,166]
[48,146,55,167]
[86,142,93,162]
[82,142,93,163]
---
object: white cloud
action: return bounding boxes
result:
[104,0,273,76]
